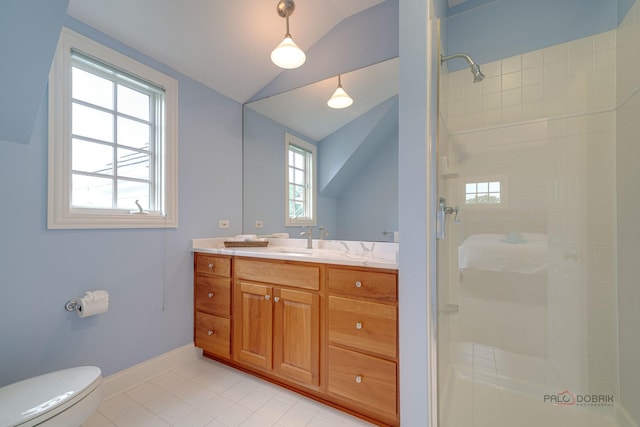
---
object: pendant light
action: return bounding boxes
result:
[327,75,353,109]
[271,0,306,69]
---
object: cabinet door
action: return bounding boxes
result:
[273,288,320,387]
[234,281,273,369]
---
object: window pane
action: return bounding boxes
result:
[293,184,304,200]
[72,139,113,175]
[117,117,150,149]
[72,67,113,109]
[477,182,489,192]
[466,194,477,203]
[72,174,113,208]
[117,85,150,120]
[489,181,500,192]
[466,183,476,193]
[72,103,114,142]
[489,193,501,203]
[117,148,150,180]
[117,180,150,210]
[293,202,304,218]
[294,152,305,169]
[294,169,304,185]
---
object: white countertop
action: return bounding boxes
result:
[192,237,398,270]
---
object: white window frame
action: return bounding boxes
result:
[463,175,508,209]
[285,133,317,227]
[48,27,178,229]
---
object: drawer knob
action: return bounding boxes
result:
[264,294,271,301]
[356,322,363,330]
[355,375,363,384]
[208,263,214,269]
[274,296,280,303]
[208,292,214,298]
[355,281,362,288]
[207,330,214,336]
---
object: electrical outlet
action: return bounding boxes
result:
[255,220,264,228]
[218,219,230,229]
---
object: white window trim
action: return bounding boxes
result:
[48,27,178,229]
[284,132,317,227]
[463,175,508,209]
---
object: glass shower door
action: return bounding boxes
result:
[436,12,623,425]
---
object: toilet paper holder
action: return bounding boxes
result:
[65,299,80,312]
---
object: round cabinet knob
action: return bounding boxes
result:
[207,330,214,336]
[355,281,362,288]
[264,294,271,301]
[207,292,214,298]
[356,322,363,330]
[274,296,280,303]
[355,375,363,384]
[208,263,214,269]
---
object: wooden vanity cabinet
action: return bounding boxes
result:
[233,258,321,389]
[193,253,399,426]
[194,253,232,359]
[327,266,399,424]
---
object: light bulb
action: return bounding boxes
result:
[271,36,306,69]
[327,86,353,109]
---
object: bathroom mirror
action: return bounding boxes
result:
[242,57,399,242]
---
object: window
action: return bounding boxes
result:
[285,133,316,226]
[464,177,507,207]
[48,28,177,229]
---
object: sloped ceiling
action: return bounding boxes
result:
[66,0,386,103]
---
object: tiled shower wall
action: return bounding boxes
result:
[443,25,623,403]
[616,1,640,425]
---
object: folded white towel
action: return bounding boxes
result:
[234,234,258,242]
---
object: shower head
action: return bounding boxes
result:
[441,53,485,83]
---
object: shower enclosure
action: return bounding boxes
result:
[435,1,640,426]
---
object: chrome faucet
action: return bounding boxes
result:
[300,226,314,249]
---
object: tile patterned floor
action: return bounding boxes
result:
[84,357,375,427]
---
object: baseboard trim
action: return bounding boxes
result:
[101,343,202,399]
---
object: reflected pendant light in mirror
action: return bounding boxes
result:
[327,75,353,109]
[271,0,306,69]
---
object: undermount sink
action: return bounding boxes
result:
[269,247,316,255]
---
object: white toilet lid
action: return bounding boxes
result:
[0,366,102,427]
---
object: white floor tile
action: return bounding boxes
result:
[92,357,377,427]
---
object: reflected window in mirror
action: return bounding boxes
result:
[285,133,317,226]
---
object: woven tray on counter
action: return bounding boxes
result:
[223,241,269,248]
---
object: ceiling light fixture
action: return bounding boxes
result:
[327,75,353,109]
[271,0,306,69]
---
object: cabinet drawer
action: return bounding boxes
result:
[329,296,397,358]
[195,312,230,358]
[195,254,231,278]
[328,267,397,302]
[328,345,397,420]
[195,276,231,316]
[235,258,319,291]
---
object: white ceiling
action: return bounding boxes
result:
[66,0,386,104]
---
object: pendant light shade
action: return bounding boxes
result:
[271,0,305,69]
[271,36,306,69]
[327,75,353,109]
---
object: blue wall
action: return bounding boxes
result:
[0,0,69,144]
[0,17,243,385]
[446,0,624,71]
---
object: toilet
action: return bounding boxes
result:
[0,366,103,427]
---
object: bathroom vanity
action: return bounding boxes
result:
[192,239,399,426]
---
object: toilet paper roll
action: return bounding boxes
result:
[77,290,109,318]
